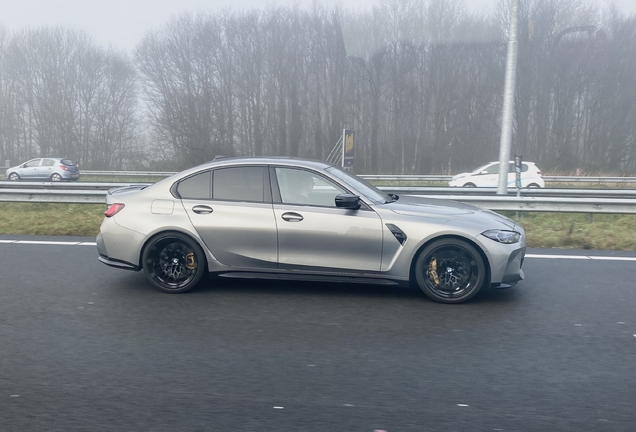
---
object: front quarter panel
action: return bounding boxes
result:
[375,205,525,285]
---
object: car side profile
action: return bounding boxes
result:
[96,157,526,304]
[449,161,544,188]
[6,158,80,181]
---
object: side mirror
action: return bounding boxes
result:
[335,193,361,210]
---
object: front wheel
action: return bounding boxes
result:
[8,173,19,181]
[462,183,476,188]
[414,239,487,304]
[142,232,206,293]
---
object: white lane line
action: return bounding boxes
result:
[15,241,81,246]
[526,254,636,262]
[0,240,97,246]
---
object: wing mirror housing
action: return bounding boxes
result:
[335,193,361,210]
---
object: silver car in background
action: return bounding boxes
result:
[6,158,80,181]
[96,157,525,303]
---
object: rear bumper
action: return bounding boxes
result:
[98,254,140,271]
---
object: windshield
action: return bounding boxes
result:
[326,166,392,204]
[472,163,491,173]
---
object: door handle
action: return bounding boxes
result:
[281,212,303,222]
[192,205,213,215]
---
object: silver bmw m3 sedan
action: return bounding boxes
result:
[96,157,525,303]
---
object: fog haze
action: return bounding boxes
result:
[2,0,635,52]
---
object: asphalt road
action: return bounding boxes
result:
[1,236,635,431]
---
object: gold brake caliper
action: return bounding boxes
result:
[185,253,196,270]
[428,257,440,286]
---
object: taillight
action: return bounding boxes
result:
[59,165,69,171]
[537,170,543,176]
[104,203,125,217]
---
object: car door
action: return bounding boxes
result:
[272,166,383,273]
[478,162,500,187]
[179,166,278,269]
[40,159,56,180]
[20,159,42,179]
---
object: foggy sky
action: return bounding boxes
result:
[1,0,635,53]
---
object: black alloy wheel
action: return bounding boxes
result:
[142,232,206,293]
[414,239,486,304]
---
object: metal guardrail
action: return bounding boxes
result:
[0,188,107,204]
[74,171,636,184]
[4,182,636,198]
[2,182,636,214]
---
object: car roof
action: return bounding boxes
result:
[177,156,335,176]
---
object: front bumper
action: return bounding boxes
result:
[490,245,525,289]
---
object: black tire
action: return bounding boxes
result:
[463,183,476,188]
[8,173,19,181]
[527,183,540,188]
[414,238,487,304]
[142,232,206,293]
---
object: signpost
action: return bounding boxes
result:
[343,129,354,169]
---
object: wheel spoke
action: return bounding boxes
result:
[147,239,197,290]
[423,246,479,299]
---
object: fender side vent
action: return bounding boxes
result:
[386,223,407,245]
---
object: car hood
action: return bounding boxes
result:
[385,195,517,229]
[451,172,472,179]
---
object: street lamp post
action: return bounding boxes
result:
[497,0,519,195]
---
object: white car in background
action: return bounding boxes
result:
[449,161,544,188]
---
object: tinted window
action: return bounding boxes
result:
[508,163,529,173]
[177,171,211,199]
[485,164,499,174]
[213,167,265,203]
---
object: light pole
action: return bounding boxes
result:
[497,0,519,195]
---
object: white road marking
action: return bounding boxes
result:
[0,240,97,246]
[526,254,636,262]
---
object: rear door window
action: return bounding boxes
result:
[177,171,211,200]
[212,166,265,203]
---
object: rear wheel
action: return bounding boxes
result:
[142,232,206,293]
[527,183,540,188]
[51,173,62,181]
[463,183,476,187]
[414,239,486,304]
[8,173,19,181]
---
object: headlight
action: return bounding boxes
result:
[481,229,521,244]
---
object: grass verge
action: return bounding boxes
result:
[1,203,635,250]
